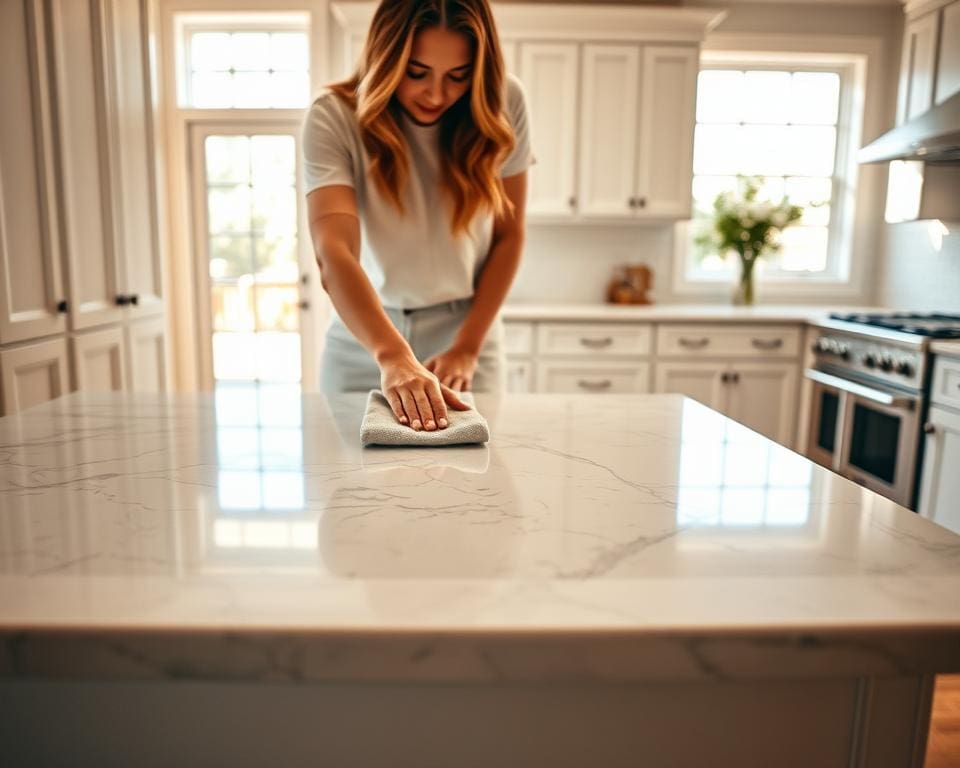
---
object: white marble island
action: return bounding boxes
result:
[1,389,959,767]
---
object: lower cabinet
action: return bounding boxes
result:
[125,316,168,393]
[919,405,960,535]
[0,337,70,415]
[71,326,129,392]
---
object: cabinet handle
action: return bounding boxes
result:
[568,195,576,209]
[731,371,740,384]
[299,300,310,310]
[116,294,130,306]
[924,423,936,435]
[577,378,612,391]
[129,293,139,306]
[56,299,68,313]
[721,372,730,383]
[752,338,783,350]
[628,197,637,209]
[678,337,710,349]
[579,336,613,349]
[637,196,646,209]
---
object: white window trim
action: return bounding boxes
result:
[672,33,888,302]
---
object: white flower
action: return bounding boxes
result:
[771,211,788,228]
[740,217,754,228]
[740,231,750,241]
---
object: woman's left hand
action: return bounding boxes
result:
[422,346,479,392]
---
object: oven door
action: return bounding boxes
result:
[804,369,921,508]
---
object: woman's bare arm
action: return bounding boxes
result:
[306,185,468,428]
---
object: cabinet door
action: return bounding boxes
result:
[518,42,579,217]
[635,46,698,218]
[654,361,725,411]
[0,338,70,416]
[919,405,960,535]
[725,362,799,446]
[0,0,66,344]
[935,1,960,105]
[106,0,164,319]
[506,358,533,393]
[72,326,129,392]
[577,45,640,217]
[125,316,168,393]
[50,0,124,330]
[898,12,939,124]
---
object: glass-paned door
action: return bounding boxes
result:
[189,124,320,390]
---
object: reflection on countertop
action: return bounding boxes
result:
[1,387,959,683]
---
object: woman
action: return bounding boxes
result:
[301,0,533,433]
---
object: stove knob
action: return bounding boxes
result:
[838,343,850,360]
[813,338,830,354]
[864,353,877,368]
[879,355,894,373]
[896,361,914,377]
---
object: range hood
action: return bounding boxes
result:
[858,91,960,164]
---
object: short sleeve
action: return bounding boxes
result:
[499,73,537,178]
[300,91,356,193]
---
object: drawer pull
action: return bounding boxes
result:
[678,337,710,349]
[751,338,784,350]
[580,336,614,349]
[577,378,612,391]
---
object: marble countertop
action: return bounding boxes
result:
[499,303,889,323]
[1,389,959,684]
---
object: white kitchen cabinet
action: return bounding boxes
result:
[656,324,802,359]
[0,338,70,416]
[654,361,725,411]
[537,322,651,357]
[935,0,960,105]
[0,0,67,345]
[536,360,650,394]
[724,362,798,446]
[897,11,939,124]
[519,42,579,217]
[506,359,534,393]
[655,360,798,445]
[106,0,165,321]
[125,316,169,393]
[634,46,698,219]
[577,45,641,217]
[919,405,960,535]
[72,327,129,393]
[50,0,125,332]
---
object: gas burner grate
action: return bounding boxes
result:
[828,312,960,339]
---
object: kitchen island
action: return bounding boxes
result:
[1,389,959,767]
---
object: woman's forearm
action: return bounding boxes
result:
[316,243,413,365]
[453,230,524,355]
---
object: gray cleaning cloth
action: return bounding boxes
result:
[360,389,490,447]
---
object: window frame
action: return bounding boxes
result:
[673,46,870,299]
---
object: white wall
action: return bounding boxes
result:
[876,221,960,311]
[506,1,904,305]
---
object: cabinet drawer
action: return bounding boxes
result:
[535,360,650,393]
[656,324,801,358]
[931,357,960,409]
[503,322,534,355]
[537,323,651,357]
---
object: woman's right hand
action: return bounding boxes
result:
[379,350,472,430]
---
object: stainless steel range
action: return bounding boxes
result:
[805,312,960,509]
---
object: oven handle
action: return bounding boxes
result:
[803,369,916,409]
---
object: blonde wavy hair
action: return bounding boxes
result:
[328,0,516,236]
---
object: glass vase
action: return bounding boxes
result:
[732,256,756,306]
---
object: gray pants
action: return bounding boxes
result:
[319,297,507,394]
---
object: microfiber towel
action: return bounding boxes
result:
[360,389,490,447]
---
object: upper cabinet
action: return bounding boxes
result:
[0,0,67,345]
[328,2,725,224]
[935,1,960,104]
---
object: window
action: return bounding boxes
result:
[176,14,310,109]
[681,52,864,289]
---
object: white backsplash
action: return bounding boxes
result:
[877,221,960,312]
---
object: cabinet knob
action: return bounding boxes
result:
[299,300,310,310]
[56,299,68,313]
[924,423,936,435]
[637,196,646,209]
[568,195,576,209]
[628,197,637,209]
[116,294,130,306]
[130,293,139,306]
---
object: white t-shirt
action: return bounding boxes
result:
[300,73,535,310]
